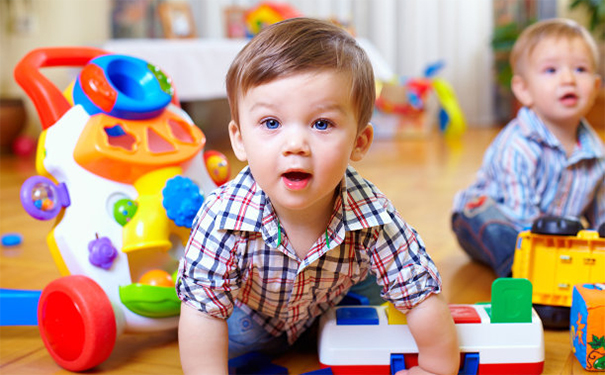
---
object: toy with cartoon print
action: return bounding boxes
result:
[14,47,229,371]
[570,283,605,371]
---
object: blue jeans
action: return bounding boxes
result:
[227,273,383,359]
[346,272,383,305]
[227,306,289,359]
[451,197,519,277]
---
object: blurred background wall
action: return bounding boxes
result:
[0,0,600,140]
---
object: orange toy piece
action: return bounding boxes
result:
[73,111,205,184]
[139,269,174,287]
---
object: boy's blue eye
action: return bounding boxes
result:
[575,66,587,73]
[545,67,556,74]
[262,119,280,129]
[313,120,330,130]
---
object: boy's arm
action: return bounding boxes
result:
[179,302,229,375]
[398,293,459,375]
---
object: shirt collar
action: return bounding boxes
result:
[517,107,605,161]
[216,166,393,242]
[575,121,605,160]
[517,107,561,148]
[340,167,393,231]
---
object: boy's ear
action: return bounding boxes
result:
[350,123,374,162]
[511,74,533,107]
[594,74,602,92]
[228,120,248,162]
[587,74,603,107]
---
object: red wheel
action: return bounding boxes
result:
[38,275,117,371]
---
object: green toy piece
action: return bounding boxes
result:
[119,283,181,318]
[147,63,174,97]
[491,277,533,323]
[113,198,138,226]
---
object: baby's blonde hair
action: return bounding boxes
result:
[510,18,600,76]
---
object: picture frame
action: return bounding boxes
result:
[224,6,247,38]
[158,2,196,39]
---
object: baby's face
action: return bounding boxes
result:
[228,71,372,218]
[517,36,601,129]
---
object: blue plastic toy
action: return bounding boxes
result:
[0,289,41,325]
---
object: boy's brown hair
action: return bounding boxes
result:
[510,18,600,76]
[226,17,375,130]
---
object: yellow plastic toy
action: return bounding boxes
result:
[512,216,605,329]
[432,78,466,138]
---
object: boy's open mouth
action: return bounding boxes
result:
[282,171,311,190]
[560,93,578,105]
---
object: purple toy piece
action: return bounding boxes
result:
[20,176,70,220]
[88,236,118,270]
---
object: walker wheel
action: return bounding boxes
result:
[38,275,116,371]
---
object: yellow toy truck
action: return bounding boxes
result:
[512,216,605,329]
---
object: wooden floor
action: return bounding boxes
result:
[0,126,597,374]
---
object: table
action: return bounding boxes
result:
[102,38,394,102]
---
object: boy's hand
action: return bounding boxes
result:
[404,294,460,375]
[395,367,439,375]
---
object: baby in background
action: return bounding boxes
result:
[452,18,604,277]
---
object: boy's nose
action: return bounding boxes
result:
[560,67,576,83]
[282,126,310,155]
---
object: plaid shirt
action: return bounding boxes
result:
[453,107,605,230]
[178,166,441,344]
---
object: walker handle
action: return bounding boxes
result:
[13,47,108,130]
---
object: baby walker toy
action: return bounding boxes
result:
[14,47,229,371]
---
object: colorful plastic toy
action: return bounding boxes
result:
[0,289,41,326]
[571,283,605,371]
[204,149,231,186]
[1,233,23,247]
[373,77,436,138]
[318,278,545,375]
[302,369,334,375]
[244,2,302,37]
[432,77,466,138]
[228,351,288,375]
[512,216,605,329]
[13,47,228,371]
[372,61,466,139]
[12,134,37,157]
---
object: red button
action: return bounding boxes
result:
[449,304,482,324]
